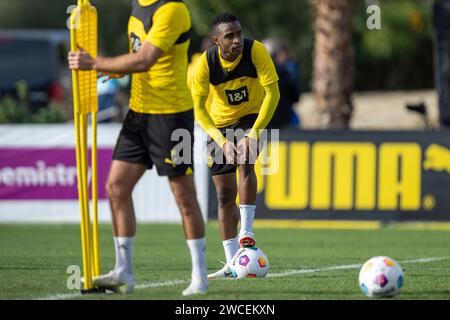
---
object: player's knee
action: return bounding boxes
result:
[174,189,198,215]
[105,179,130,201]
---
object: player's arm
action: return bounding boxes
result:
[246,41,281,140]
[69,3,188,74]
[191,54,226,146]
[194,94,237,163]
[193,95,227,147]
[95,41,163,73]
[68,41,164,74]
[239,82,279,164]
[192,54,237,161]
[246,82,280,140]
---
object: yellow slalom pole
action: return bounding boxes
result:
[74,115,91,290]
[80,113,94,283]
[86,0,100,278]
[80,113,93,289]
[84,0,99,279]
[71,2,92,291]
[91,111,100,277]
[71,0,100,293]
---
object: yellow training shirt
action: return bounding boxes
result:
[191,39,279,128]
[128,0,192,114]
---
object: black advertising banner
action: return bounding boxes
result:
[208,130,450,221]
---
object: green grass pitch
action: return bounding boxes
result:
[0,223,449,300]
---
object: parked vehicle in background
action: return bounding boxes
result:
[0,29,71,116]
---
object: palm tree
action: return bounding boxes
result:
[311,0,356,128]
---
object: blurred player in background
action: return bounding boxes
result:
[263,38,301,129]
[68,0,207,296]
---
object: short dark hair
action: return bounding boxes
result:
[211,12,238,30]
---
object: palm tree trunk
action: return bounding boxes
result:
[312,0,356,128]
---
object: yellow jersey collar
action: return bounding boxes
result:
[218,47,243,72]
[139,0,159,6]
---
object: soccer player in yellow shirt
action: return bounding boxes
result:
[68,0,207,296]
[191,12,280,278]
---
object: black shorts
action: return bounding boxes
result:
[113,109,194,177]
[207,113,258,176]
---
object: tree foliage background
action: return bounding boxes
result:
[0,0,435,92]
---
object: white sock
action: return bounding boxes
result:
[186,237,207,284]
[239,205,256,234]
[222,238,239,266]
[113,237,134,277]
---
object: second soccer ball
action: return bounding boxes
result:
[359,256,404,297]
[231,247,270,278]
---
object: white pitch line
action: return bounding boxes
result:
[36,292,82,300]
[36,279,189,300]
[399,257,448,264]
[267,256,450,278]
[36,256,450,300]
[267,264,362,278]
[135,279,188,289]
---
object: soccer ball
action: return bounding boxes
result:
[231,247,269,278]
[359,256,404,298]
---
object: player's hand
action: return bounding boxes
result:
[98,71,124,83]
[238,137,258,165]
[222,141,237,164]
[68,45,96,70]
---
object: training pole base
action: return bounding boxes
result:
[80,287,106,295]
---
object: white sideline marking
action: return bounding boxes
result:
[35,256,449,300]
[36,279,189,300]
[135,279,188,289]
[267,256,450,278]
